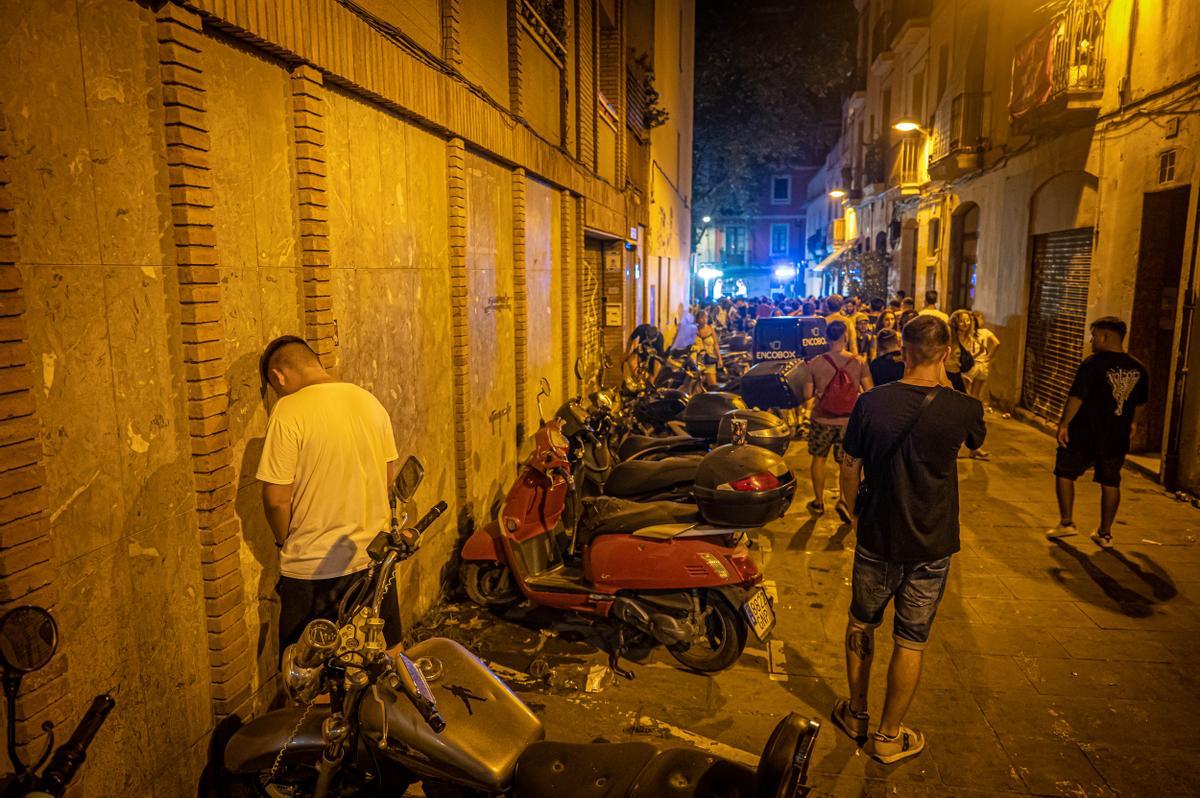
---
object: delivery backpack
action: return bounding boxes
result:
[816,354,859,417]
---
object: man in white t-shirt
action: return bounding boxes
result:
[917,290,949,323]
[257,336,401,655]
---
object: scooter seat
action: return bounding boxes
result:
[512,741,756,798]
[513,741,657,798]
[628,747,756,797]
[618,434,707,461]
[582,497,702,540]
[604,456,702,499]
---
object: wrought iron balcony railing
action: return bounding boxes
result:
[889,136,923,194]
[1010,0,1105,130]
[929,92,990,180]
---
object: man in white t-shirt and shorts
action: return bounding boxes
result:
[257,336,401,655]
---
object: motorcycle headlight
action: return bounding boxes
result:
[282,644,325,704]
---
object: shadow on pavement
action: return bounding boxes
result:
[1048,539,1177,617]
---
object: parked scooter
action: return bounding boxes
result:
[460,379,794,674]
[0,606,115,798]
[224,456,822,797]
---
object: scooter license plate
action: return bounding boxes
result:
[742,588,775,641]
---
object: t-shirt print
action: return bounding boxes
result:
[1106,368,1142,415]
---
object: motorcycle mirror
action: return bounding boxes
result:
[393,456,424,504]
[0,605,58,674]
[538,376,551,397]
[573,357,584,380]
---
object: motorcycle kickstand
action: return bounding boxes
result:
[608,627,635,681]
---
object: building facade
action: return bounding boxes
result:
[696,167,816,298]
[0,0,693,792]
[814,0,1200,495]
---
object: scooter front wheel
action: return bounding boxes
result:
[460,561,520,608]
[667,592,748,673]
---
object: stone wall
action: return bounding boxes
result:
[0,0,690,793]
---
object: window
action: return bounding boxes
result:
[936,45,949,104]
[771,176,791,204]
[927,217,941,255]
[1159,150,1177,184]
[725,226,746,254]
[770,224,790,255]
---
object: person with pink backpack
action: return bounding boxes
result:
[804,321,873,517]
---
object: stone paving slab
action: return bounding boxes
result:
[411,416,1200,796]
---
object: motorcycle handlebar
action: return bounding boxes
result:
[412,501,448,536]
[33,694,115,797]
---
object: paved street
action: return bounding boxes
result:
[415,415,1200,797]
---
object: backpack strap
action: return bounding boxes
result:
[821,353,847,375]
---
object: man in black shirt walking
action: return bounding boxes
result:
[830,315,986,764]
[1046,317,1149,548]
[868,329,904,386]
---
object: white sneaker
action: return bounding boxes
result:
[1046,522,1078,539]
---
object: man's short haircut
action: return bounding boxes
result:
[888,299,902,310]
[827,320,847,342]
[924,289,939,306]
[870,297,885,312]
[900,297,915,309]
[902,314,951,365]
[1090,316,1127,339]
[825,294,844,313]
[260,335,320,385]
[877,328,900,350]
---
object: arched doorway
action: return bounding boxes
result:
[948,202,979,310]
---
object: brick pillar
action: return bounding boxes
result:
[290,65,336,369]
[614,0,627,187]
[442,0,462,68]
[0,109,70,763]
[575,197,590,394]
[512,169,528,438]
[560,192,574,399]
[446,138,473,519]
[156,3,251,720]
[507,0,524,117]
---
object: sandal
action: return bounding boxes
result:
[864,725,926,764]
[969,450,990,460]
[830,699,869,745]
[806,500,825,515]
[1091,532,1114,549]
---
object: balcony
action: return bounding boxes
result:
[1009,0,1105,133]
[889,137,923,195]
[928,92,990,181]
[722,250,747,267]
[861,138,888,197]
[889,0,932,50]
[870,11,893,72]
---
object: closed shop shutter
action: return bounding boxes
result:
[580,239,604,376]
[1022,228,1093,421]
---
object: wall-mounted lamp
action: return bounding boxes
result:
[892,118,924,134]
[828,189,847,199]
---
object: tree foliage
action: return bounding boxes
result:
[693,0,856,220]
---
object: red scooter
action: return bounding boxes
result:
[459,379,793,674]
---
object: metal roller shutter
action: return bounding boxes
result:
[580,239,604,378]
[1022,228,1094,421]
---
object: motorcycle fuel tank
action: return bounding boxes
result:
[360,637,544,791]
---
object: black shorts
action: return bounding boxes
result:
[1054,447,1125,487]
[277,569,403,656]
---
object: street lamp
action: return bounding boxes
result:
[893,117,924,134]
[702,215,712,224]
[828,188,846,199]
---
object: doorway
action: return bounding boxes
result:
[1127,186,1190,466]
[949,203,980,310]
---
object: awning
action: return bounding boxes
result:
[810,243,851,272]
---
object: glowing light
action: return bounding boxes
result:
[698,266,723,281]
[774,265,798,280]
[828,189,846,199]
[893,118,922,133]
[702,215,712,224]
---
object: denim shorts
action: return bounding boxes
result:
[849,547,951,649]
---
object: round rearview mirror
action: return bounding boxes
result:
[393,456,424,504]
[574,358,584,380]
[538,377,551,396]
[0,606,58,674]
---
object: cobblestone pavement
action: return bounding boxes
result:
[414,416,1200,797]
